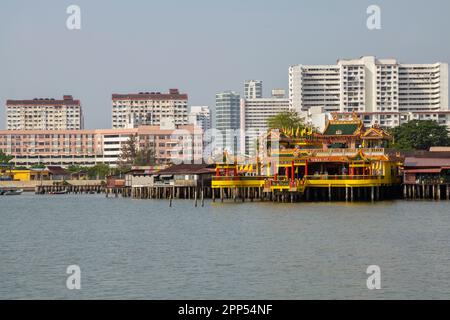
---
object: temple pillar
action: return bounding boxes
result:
[291,162,295,181]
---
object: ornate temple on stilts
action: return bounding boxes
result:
[211,113,403,202]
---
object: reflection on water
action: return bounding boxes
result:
[1,193,449,299]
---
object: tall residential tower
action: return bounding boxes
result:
[240,89,289,156]
[189,106,211,132]
[215,91,241,154]
[6,95,84,130]
[111,89,188,129]
[289,56,449,128]
[289,56,448,114]
[244,80,263,99]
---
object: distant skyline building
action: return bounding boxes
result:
[215,91,241,154]
[5,95,84,130]
[289,56,449,116]
[189,106,211,132]
[111,89,188,129]
[271,89,286,99]
[244,80,263,99]
[240,89,289,156]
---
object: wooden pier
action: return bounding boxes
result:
[123,185,213,201]
[35,183,104,194]
[403,183,450,200]
[123,183,402,203]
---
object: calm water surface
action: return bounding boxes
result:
[1,193,450,299]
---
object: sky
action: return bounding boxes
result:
[1,0,450,129]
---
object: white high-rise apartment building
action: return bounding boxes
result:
[240,89,289,156]
[244,80,263,99]
[6,95,84,130]
[289,56,449,115]
[112,89,188,129]
[289,64,341,113]
[189,106,211,132]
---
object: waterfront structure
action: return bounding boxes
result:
[215,91,241,154]
[212,114,403,202]
[111,89,188,128]
[6,95,84,130]
[123,163,215,200]
[244,80,263,99]
[0,168,49,182]
[403,152,450,200]
[289,56,449,116]
[0,125,203,168]
[240,89,290,156]
[188,106,211,132]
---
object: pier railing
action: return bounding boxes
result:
[412,176,450,185]
[278,148,386,157]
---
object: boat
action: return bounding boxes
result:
[48,190,67,195]
[3,188,23,195]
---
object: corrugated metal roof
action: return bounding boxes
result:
[404,168,442,173]
[157,164,214,175]
[404,157,450,167]
[46,166,69,175]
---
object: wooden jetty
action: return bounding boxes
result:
[402,155,450,200]
[35,181,104,194]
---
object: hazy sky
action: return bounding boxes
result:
[1,0,450,129]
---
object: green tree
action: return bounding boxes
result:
[119,134,138,169]
[135,141,156,166]
[68,165,84,173]
[119,135,156,169]
[30,163,46,169]
[390,120,450,150]
[87,164,111,179]
[0,150,13,165]
[267,111,306,130]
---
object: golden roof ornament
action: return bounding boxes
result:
[331,112,338,120]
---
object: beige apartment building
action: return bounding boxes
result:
[112,89,189,128]
[6,95,84,130]
[0,125,203,168]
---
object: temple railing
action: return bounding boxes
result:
[275,148,386,157]
[212,176,268,181]
[304,175,384,181]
